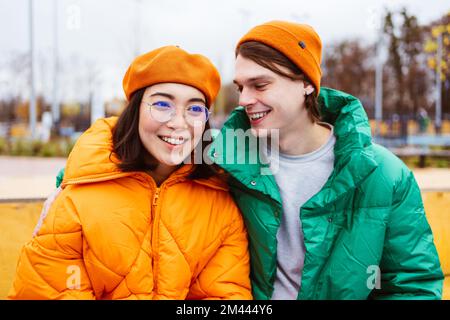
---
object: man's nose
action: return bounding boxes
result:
[238,87,257,107]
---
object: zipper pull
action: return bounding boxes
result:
[152,188,160,206]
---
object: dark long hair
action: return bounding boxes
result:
[236,41,321,123]
[111,87,220,180]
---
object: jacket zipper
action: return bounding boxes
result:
[146,175,181,296]
[151,186,161,294]
[153,188,160,206]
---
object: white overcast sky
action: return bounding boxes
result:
[0,0,449,102]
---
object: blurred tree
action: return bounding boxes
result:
[0,98,18,140]
[209,83,240,129]
[7,53,30,99]
[217,83,240,116]
[14,95,49,123]
[384,10,407,138]
[424,11,450,118]
[322,40,375,117]
[401,9,429,117]
[59,102,90,133]
[382,8,430,138]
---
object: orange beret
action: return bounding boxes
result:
[237,21,322,94]
[122,46,221,106]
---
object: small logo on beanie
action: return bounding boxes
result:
[298,41,306,49]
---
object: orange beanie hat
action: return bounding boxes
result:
[236,20,322,94]
[122,46,221,106]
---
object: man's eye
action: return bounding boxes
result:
[255,83,268,90]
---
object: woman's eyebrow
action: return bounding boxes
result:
[150,92,174,99]
[188,98,206,105]
[150,92,205,105]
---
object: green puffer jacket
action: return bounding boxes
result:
[207,87,443,300]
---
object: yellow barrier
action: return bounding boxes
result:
[368,119,450,135]
[422,191,450,300]
[1,193,449,300]
[0,202,41,300]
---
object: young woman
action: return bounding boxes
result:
[8,46,252,300]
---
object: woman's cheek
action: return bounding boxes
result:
[191,124,205,145]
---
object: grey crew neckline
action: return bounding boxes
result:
[270,122,335,164]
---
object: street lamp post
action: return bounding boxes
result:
[435,32,442,135]
[29,0,36,140]
[52,0,60,131]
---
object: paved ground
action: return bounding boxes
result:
[0,156,67,200]
[0,156,449,200]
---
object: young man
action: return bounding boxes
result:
[207,20,443,299]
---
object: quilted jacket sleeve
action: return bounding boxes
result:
[370,170,444,300]
[8,190,95,300]
[187,202,252,300]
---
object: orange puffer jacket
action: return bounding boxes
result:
[8,117,252,300]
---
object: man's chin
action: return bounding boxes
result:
[250,127,272,138]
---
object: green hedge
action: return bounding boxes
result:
[0,137,75,157]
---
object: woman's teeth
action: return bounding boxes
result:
[159,136,185,145]
[249,111,270,121]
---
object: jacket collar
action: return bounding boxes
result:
[208,87,378,208]
[208,107,282,203]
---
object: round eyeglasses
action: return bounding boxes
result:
[146,101,210,126]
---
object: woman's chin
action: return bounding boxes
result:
[159,151,191,167]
